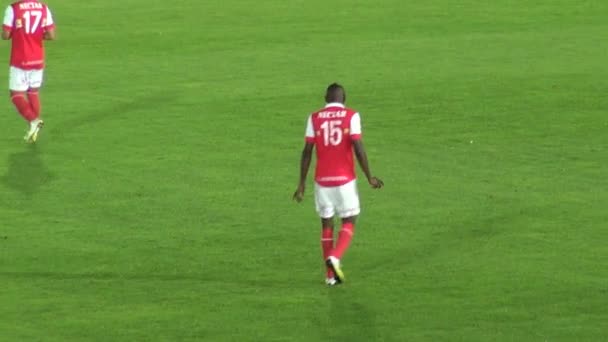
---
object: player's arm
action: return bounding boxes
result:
[43,28,56,40]
[2,6,13,40]
[43,7,55,40]
[294,142,314,200]
[350,113,383,189]
[294,116,316,202]
[353,140,383,188]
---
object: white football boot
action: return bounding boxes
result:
[24,118,44,143]
[326,256,345,283]
[325,277,339,286]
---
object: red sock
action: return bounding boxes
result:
[331,222,355,259]
[321,227,334,278]
[27,91,40,119]
[11,93,35,121]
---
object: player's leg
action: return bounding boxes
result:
[25,88,44,142]
[9,67,42,142]
[320,217,336,283]
[26,69,45,142]
[9,67,35,122]
[27,88,41,119]
[326,180,361,283]
[332,215,357,260]
[26,69,43,118]
[314,182,338,285]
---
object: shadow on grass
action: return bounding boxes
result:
[1,145,53,197]
[325,290,379,341]
[49,90,178,137]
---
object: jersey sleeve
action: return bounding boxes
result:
[305,115,315,143]
[350,113,362,140]
[3,6,13,31]
[43,6,55,30]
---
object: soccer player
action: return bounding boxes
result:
[293,83,383,286]
[2,0,55,143]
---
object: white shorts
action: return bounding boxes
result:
[9,67,44,92]
[314,180,361,219]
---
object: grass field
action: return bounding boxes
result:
[1,0,607,341]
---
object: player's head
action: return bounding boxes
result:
[325,83,346,104]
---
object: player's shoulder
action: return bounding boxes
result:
[345,107,358,114]
[342,107,360,120]
[4,2,15,15]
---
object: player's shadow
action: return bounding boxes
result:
[50,90,178,136]
[1,145,53,197]
[323,290,379,341]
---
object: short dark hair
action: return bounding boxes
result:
[325,83,346,104]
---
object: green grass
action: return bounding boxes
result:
[1,0,607,340]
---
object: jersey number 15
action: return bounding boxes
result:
[320,120,343,146]
[22,10,43,34]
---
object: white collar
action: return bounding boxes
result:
[325,102,345,108]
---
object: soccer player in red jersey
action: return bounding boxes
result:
[294,83,383,286]
[2,0,55,143]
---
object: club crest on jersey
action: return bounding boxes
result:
[15,19,22,28]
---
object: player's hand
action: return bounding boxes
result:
[293,184,305,202]
[369,177,384,189]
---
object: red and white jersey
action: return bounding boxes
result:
[305,103,362,187]
[3,0,54,70]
